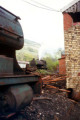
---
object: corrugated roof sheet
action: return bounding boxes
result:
[61,0,80,12]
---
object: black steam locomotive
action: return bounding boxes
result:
[0,6,42,117]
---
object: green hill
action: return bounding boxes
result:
[16,39,41,61]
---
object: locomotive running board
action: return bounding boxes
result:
[0,74,39,85]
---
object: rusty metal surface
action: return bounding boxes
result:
[0,84,33,115]
[0,26,23,38]
[0,91,16,116]
[10,84,33,109]
[0,55,13,75]
[32,76,42,94]
[0,75,39,85]
[0,6,24,50]
[67,88,80,101]
[72,90,80,101]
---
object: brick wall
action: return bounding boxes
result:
[63,13,73,30]
[58,55,66,75]
[63,13,80,92]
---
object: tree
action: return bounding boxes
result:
[43,56,59,72]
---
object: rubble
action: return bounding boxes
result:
[42,74,66,89]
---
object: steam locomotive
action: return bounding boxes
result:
[0,6,42,116]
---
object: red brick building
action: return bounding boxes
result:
[61,0,80,96]
[58,55,66,75]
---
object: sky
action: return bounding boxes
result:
[0,0,74,58]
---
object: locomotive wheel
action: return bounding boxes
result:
[0,91,16,115]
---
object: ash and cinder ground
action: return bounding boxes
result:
[10,81,80,120]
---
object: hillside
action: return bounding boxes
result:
[16,39,41,61]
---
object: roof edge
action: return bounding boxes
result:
[60,0,80,12]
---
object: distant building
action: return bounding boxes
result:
[18,61,29,68]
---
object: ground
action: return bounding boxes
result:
[25,89,80,120]
[9,88,80,120]
[3,75,80,120]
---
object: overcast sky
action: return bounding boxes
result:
[0,0,74,58]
